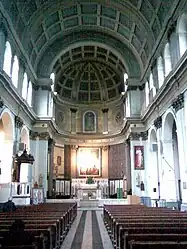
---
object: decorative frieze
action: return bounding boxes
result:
[154,116,162,129]
[30,131,50,140]
[129,131,148,141]
[172,93,184,112]
[15,116,23,128]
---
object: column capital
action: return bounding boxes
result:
[70,108,77,113]
[172,93,184,112]
[129,131,148,141]
[154,116,162,129]
[15,116,23,129]
[30,131,50,140]
[102,108,109,113]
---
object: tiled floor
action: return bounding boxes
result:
[61,208,114,249]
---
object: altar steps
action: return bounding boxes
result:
[80,199,99,208]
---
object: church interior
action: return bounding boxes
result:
[1,0,187,248]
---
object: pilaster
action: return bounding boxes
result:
[33,78,53,117]
[102,108,109,134]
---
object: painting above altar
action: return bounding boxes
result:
[77,148,101,176]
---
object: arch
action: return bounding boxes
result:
[22,73,28,100]
[177,13,187,57]
[3,41,12,77]
[36,33,141,79]
[50,72,55,92]
[149,73,156,98]
[83,111,97,133]
[157,56,164,88]
[164,42,172,76]
[11,55,19,88]
[0,109,14,185]
[162,109,180,202]
[20,126,30,150]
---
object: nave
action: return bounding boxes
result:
[61,208,113,249]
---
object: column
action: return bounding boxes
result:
[129,131,148,198]
[154,116,162,200]
[102,108,108,134]
[48,139,54,198]
[126,78,143,117]
[172,94,187,205]
[0,26,6,70]
[33,78,52,117]
[70,108,77,134]
[30,131,50,198]
[64,145,71,179]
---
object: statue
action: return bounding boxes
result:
[38,174,43,188]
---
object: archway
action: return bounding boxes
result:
[162,112,181,204]
[0,110,14,201]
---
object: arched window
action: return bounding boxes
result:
[22,73,28,100]
[145,81,149,107]
[83,111,96,132]
[164,43,172,76]
[123,73,128,92]
[3,41,12,76]
[50,72,55,92]
[27,81,33,107]
[11,55,19,87]
[157,56,164,88]
[149,73,156,98]
[177,13,187,57]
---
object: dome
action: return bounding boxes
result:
[55,60,123,104]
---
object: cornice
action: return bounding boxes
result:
[0,71,37,121]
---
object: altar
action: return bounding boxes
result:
[77,183,102,200]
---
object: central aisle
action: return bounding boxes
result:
[61,208,114,249]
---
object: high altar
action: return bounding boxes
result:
[72,178,108,200]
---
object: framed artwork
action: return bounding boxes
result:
[134,146,144,170]
[77,148,101,176]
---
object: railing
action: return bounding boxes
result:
[11,182,31,197]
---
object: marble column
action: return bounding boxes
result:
[70,108,77,134]
[172,94,187,204]
[33,78,53,117]
[30,132,50,198]
[48,139,54,197]
[102,108,108,134]
[154,116,162,200]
